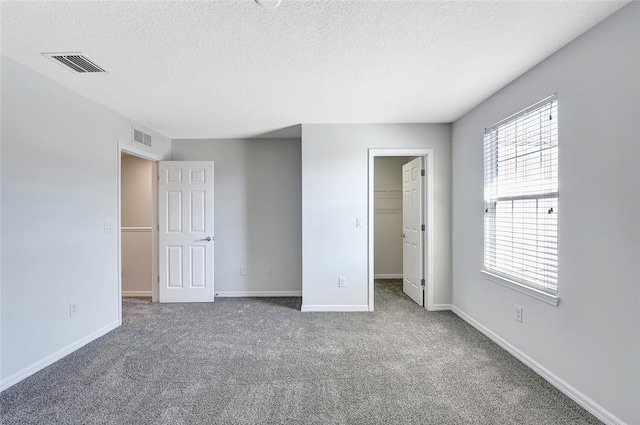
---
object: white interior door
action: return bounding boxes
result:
[158,161,214,303]
[402,157,424,306]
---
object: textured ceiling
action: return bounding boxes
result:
[0,0,628,139]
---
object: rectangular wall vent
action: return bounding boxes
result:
[133,128,152,148]
[42,52,108,73]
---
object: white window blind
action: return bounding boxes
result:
[484,94,558,294]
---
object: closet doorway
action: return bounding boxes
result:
[120,152,156,302]
[374,155,425,306]
[368,149,434,311]
[373,156,409,281]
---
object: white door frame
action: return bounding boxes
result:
[117,143,162,324]
[368,148,434,311]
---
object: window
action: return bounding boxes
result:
[483,94,558,303]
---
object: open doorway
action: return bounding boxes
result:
[120,152,154,301]
[368,149,434,312]
[117,143,161,323]
[373,156,407,304]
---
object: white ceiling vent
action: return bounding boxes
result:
[132,128,152,148]
[42,52,108,73]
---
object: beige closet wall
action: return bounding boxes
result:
[374,157,409,277]
[121,155,153,295]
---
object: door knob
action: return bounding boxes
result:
[202,236,213,242]
[401,233,405,238]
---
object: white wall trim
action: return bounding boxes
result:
[430,303,452,311]
[0,320,119,393]
[150,161,158,303]
[374,274,403,279]
[122,291,152,297]
[368,148,435,312]
[216,291,302,297]
[117,145,123,324]
[120,143,163,161]
[301,305,369,312]
[450,305,627,425]
[481,270,560,306]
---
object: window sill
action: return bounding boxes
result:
[481,270,560,306]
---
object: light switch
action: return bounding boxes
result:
[104,220,114,232]
[356,218,363,228]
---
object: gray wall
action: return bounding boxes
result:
[374,156,408,277]
[1,57,171,389]
[171,138,302,295]
[451,3,639,424]
[301,124,451,309]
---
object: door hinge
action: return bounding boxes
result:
[421,169,425,177]
[157,276,160,283]
[421,224,425,231]
[421,279,426,287]
[157,174,160,180]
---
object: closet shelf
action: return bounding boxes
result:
[374,189,402,193]
[121,226,152,232]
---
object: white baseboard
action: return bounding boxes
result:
[374,274,403,279]
[450,306,627,425]
[429,303,452,311]
[301,304,369,312]
[0,320,120,392]
[122,291,152,297]
[215,291,302,297]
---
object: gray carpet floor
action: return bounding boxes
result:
[1,280,600,425]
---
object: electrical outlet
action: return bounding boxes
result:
[338,277,346,287]
[240,267,247,276]
[515,305,523,323]
[69,302,78,317]
[266,266,273,276]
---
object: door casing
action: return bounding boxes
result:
[117,143,162,324]
[368,148,434,311]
